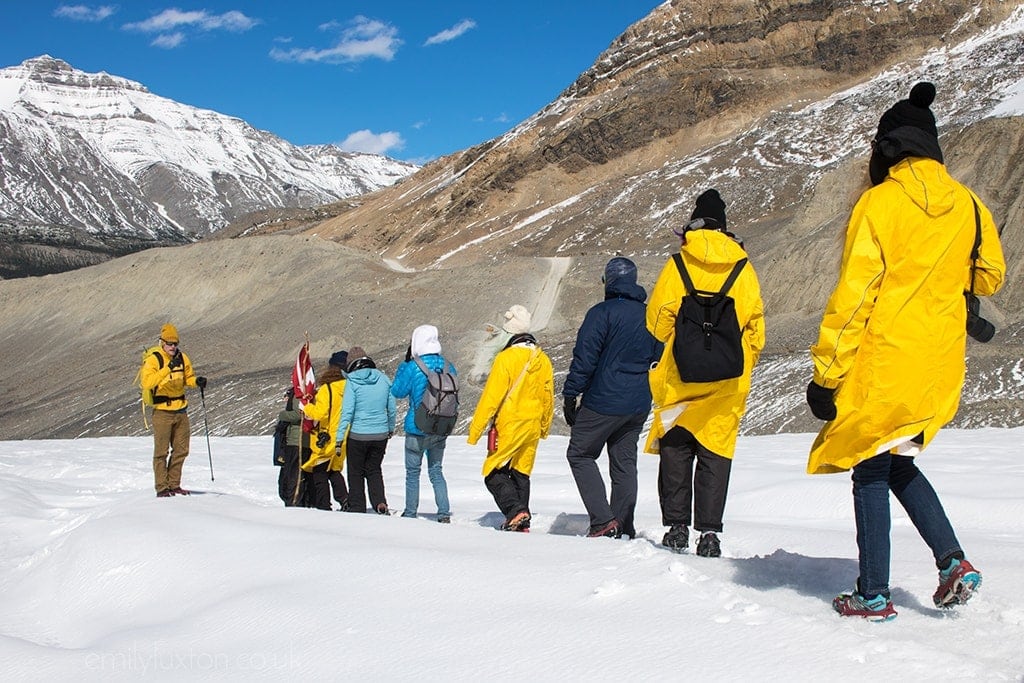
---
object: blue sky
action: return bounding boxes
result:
[1,2,663,164]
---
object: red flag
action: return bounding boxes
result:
[291,342,316,433]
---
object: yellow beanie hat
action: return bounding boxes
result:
[160,323,179,343]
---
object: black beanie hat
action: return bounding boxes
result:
[690,189,727,229]
[876,82,937,139]
[329,350,349,369]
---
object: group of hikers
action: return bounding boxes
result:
[139,82,1005,622]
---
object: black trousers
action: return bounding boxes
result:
[278,445,312,507]
[565,407,644,535]
[345,438,388,512]
[484,464,531,519]
[657,426,732,533]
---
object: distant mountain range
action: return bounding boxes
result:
[0,55,417,277]
[0,1,1021,440]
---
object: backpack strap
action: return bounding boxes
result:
[412,355,431,377]
[672,254,747,295]
[672,253,698,295]
[153,350,164,370]
[413,354,455,377]
[719,258,748,295]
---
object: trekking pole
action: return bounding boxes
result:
[199,385,215,481]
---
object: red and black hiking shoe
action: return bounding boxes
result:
[933,558,982,608]
[156,489,173,498]
[832,592,898,622]
[502,510,531,532]
[168,487,191,496]
[587,519,622,538]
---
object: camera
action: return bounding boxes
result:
[315,431,330,449]
[965,293,995,343]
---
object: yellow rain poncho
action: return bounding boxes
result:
[808,157,1006,474]
[467,342,554,477]
[645,229,765,458]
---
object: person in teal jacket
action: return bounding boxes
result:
[337,347,397,514]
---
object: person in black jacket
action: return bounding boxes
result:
[563,257,663,539]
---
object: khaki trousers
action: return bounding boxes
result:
[152,409,190,492]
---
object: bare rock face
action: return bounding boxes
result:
[0,1,1021,439]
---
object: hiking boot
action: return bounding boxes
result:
[502,510,531,531]
[376,503,389,515]
[933,558,982,608]
[833,591,898,622]
[662,524,689,552]
[587,519,622,538]
[437,515,451,524]
[695,531,721,558]
[156,489,173,498]
[169,487,191,496]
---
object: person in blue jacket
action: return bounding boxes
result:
[563,257,663,539]
[337,347,397,514]
[391,324,456,523]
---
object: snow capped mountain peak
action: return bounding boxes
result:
[0,55,418,275]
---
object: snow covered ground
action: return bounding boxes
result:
[2,429,1022,680]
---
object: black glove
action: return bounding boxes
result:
[196,376,207,390]
[167,352,183,370]
[806,381,837,421]
[564,395,579,427]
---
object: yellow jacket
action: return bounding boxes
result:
[467,342,554,477]
[808,157,1006,474]
[644,229,765,458]
[140,347,197,412]
[301,378,347,472]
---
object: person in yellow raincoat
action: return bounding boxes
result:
[467,327,554,532]
[139,323,208,497]
[806,83,1006,621]
[645,189,765,557]
[301,351,350,511]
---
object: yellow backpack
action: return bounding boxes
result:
[133,346,164,429]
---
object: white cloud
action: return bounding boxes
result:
[54,4,116,22]
[151,32,185,49]
[339,129,405,155]
[270,16,401,64]
[424,19,476,46]
[124,8,259,34]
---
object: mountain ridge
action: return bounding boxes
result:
[0,55,418,277]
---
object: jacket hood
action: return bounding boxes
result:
[679,228,748,266]
[886,157,957,217]
[347,367,384,386]
[604,257,647,302]
[411,324,442,356]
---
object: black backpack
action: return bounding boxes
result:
[412,356,459,436]
[671,253,747,383]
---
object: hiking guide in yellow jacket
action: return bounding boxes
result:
[806,82,1006,620]
[644,189,765,557]
[467,328,554,532]
[139,323,207,497]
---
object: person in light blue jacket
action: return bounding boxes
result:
[337,347,397,514]
[391,324,456,523]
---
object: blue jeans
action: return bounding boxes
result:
[851,453,962,598]
[403,434,450,517]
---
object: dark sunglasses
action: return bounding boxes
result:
[161,340,178,347]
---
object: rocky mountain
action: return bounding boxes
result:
[0,56,418,277]
[0,0,1022,442]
